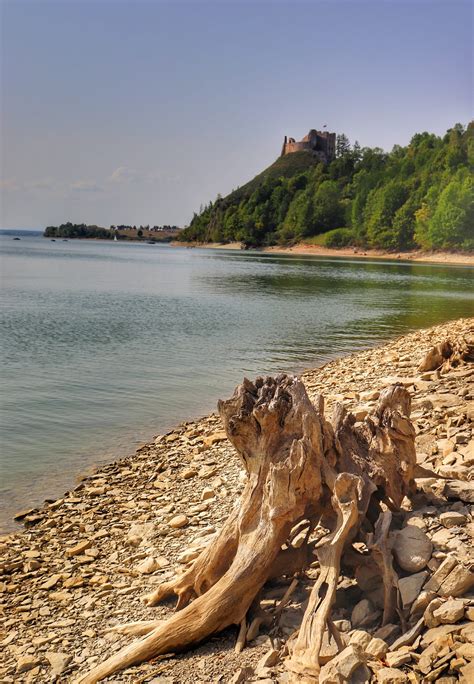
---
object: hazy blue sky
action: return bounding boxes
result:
[1,0,472,228]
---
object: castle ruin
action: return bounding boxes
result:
[281,128,336,162]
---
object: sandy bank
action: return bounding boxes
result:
[1,318,474,682]
[173,241,474,266]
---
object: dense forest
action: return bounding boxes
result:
[179,123,473,251]
[44,223,180,240]
[44,223,111,239]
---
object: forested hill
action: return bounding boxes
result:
[179,123,473,251]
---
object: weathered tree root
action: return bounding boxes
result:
[286,472,362,682]
[367,510,399,626]
[76,376,416,684]
[418,336,474,373]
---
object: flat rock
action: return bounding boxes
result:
[46,651,71,676]
[410,590,437,616]
[351,598,374,627]
[13,507,37,521]
[424,555,474,597]
[349,630,372,649]
[444,480,474,503]
[65,539,92,557]
[456,643,474,659]
[376,667,408,683]
[427,393,463,408]
[257,648,280,668]
[366,637,388,659]
[136,557,162,574]
[385,650,411,668]
[398,571,428,609]
[432,598,466,624]
[41,573,62,590]
[202,431,227,447]
[392,525,432,572]
[228,667,254,684]
[16,655,42,673]
[421,623,465,646]
[319,644,364,683]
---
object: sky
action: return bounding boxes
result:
[1,0,472,229]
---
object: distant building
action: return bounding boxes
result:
[281,128,336,162]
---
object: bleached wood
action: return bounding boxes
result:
[76,376,416,684]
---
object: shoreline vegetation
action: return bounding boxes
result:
[2,317,474,682]
[178,123,473,254]
[43,223,181,242]
[43,123,473,263]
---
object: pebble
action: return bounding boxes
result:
[168,514,189,529]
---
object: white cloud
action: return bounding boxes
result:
[109,166,138,183]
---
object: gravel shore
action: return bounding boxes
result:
[1,317,473,683]
[174,242,474,267]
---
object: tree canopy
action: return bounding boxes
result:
[179,123,473,251]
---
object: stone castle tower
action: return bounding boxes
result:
[281,128,336,162]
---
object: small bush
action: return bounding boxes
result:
[322,228,354,248]
[460,239,474,252]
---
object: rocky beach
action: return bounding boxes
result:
[174,242,474,267]
[1,317,474,683]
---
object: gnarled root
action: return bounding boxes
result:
[76,375,327,683]
[285,473,362,682]
[418,336,474,373]
[76,377,416,684]
[367,510,399,626]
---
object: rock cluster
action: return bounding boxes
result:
[1,317,473,682]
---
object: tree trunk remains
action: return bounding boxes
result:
[417,336,474,373]
[76,375,416,684]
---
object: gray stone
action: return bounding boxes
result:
[351,598,373,627]
[444,480,474,503]
[392,526,432,572]
[398,571,428,609]
[410,589,437,616]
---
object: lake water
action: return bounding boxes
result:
[1,234,473,529]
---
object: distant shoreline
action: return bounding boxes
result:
[172,240,474,266]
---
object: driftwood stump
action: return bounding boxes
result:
[77,375,416,684]
[418,336,474,372]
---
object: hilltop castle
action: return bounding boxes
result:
[281,128,336,162]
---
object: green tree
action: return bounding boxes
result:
[336,133,351,157]
[428,169,474,249]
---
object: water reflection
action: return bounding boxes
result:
[0,237,472,528]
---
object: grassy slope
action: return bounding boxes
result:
[226,151,318,203]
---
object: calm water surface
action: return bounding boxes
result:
[1,235,473,529]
